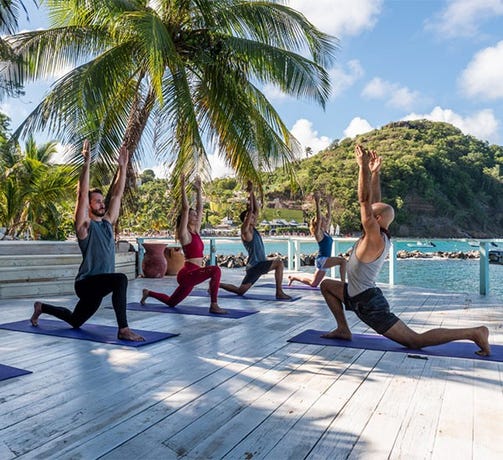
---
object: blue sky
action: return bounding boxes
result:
[2,0,503,177]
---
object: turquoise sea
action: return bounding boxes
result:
[207,237,503,301]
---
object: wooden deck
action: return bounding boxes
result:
[1,269,502,459]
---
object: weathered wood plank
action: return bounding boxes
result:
[0,273,501,459]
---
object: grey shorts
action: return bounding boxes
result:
[315,256,329,272]
[242,260,274,286]
[344,285,399,334]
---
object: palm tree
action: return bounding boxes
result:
[0,0,35,99]
[0,135,75,239]
[3,0,337,194]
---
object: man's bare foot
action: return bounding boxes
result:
[276,292,292,300]
[118,327,145,342]
[31,301,42,326]
[473,326,490,356]
[288,276,294,286]
[140,289,149,306]
[321,328,352,340]
[210,303,228,314]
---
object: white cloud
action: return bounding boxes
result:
[426,0,503,38]
[459,40,503,100]
[362,77,420,110]
[146,163,170,180]
[207,153,234,179]
[0,101,30,130]
[402,106,499,143]
[49,142,70,164]
[328,59,364,97]
[343,117,374,138]
[261,83,291,102]
[287,0,382,37]
[290,118,332,156]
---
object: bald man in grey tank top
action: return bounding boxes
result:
[319,145,490,356]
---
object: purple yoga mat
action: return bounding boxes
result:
[191,290,300,302]
[258,283,320,291]
[0,363,32,381]
[0,320,178,347]
[288,329,500,362]
[124,302,258,319]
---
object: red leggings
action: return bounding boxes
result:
[148,262,221,306]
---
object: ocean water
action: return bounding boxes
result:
[209,237,503,301]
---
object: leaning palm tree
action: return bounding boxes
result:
[3,0,337,194]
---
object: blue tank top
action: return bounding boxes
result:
[318,232,333,257]
[76,219,115,281]
[243,228,266,268]
[347,232,390,297]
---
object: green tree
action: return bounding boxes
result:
[140,168,156,184]
[5,0,337,195]
[0,135,76,239]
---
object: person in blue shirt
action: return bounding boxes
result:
[288,191,346,287]
[220,181,291,299]
[30,140,144,341]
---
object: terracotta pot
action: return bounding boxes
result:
[165,246,185,275]
[142,242,167,278]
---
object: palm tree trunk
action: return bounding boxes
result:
[108,85,156,238]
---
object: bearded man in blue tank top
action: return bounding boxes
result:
[320,145,490,356]
[30,140,144,341]
[220,181,291,300]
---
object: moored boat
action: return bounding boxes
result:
[489,250,503,265]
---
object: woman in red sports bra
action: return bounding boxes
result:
[140,175,227,314]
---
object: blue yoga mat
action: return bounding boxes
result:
[191,290,300,302]
[0,363,32,381]
[124,302,258,319]
[0,320,178,347]
[288,329,502,362]
[259,283,320,291]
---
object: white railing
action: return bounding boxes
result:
[135,236,495,295]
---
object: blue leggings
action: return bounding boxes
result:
[40,273,129,329]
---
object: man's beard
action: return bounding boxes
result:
[91,208,106,217]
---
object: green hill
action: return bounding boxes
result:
[263,120,503,238]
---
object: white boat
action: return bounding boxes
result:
[407,241,436,248]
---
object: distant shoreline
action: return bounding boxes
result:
[206,249,482,268]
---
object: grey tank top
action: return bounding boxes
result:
[76,219,115,281]
[347,233,390,297]
[243,228,266,268]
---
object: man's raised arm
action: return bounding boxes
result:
[105,145,129,224]
[74,140,91,239]
[241,181,256,239]
[369,149,382,204]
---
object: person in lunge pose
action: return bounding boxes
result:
[140,175,227,314]
[288,191,346,287]
[319,144,490,356]
[31,140,144,341]
[220,181,291,300]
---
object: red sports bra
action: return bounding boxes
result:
[182,232,204,259]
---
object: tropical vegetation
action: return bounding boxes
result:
[3,0,337,199]
[1,118,502,239]
[0,118,75,239]
[262,120,503,238]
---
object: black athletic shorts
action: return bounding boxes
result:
[242,260,274,286]
[344,285,399,334]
